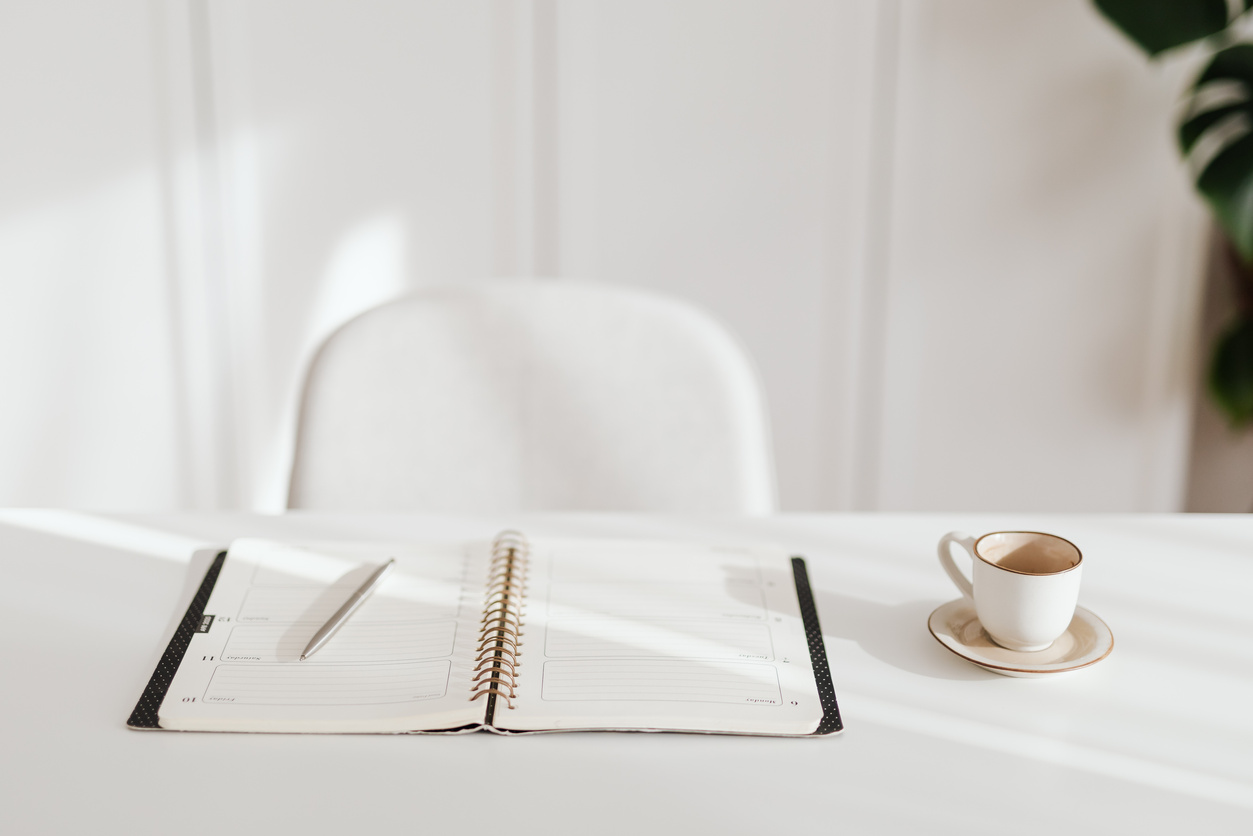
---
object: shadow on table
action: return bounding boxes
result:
[812,589,996,681]
[722,566,994,681]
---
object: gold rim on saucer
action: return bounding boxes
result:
[927,599,1114,678]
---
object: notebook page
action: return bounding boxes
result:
[158,539,488,733]
[499,540,825,735]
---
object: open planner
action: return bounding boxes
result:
[129,532,841,736]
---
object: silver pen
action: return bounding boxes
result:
[299,558,396,660]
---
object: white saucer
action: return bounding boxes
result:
[927,599,1114,678]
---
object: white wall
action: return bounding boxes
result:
[0,0,1213,512]
[0,2,185,506]
[876,1,1207,511]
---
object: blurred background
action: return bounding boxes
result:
[3,0,1250,513]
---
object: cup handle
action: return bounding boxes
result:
[937,531,976,600]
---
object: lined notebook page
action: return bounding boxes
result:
[203,661,453,705]
[157,540,487,733]
[501,540,824,735]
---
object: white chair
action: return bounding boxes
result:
[287,280,776,513]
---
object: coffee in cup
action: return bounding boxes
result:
[937,531,1082,652]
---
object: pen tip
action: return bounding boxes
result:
[299,655,306,661]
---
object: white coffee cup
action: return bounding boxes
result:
[937,531,1083,652]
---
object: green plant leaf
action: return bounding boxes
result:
[1094,0,1244,56]
[1210,315,1253,426]
[1181,45,1253,262]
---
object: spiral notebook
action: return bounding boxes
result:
[128,532,841,736]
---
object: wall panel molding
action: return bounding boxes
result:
[823,0,900,512]
[152,0,240,508]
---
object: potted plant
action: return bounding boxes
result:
[1096,0,1253,424]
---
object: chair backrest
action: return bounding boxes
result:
[287,281,777,513]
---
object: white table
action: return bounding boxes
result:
[1,511,1250,835]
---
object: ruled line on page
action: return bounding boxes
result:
[545,582,766,621]
[237,583,459,623]
[545,547,763,584]
[203,661,452,705]
[544,619,774,661]
[539,659,783,705]
[220,621,457,663]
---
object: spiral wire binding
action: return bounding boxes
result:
[469,531,529,711]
